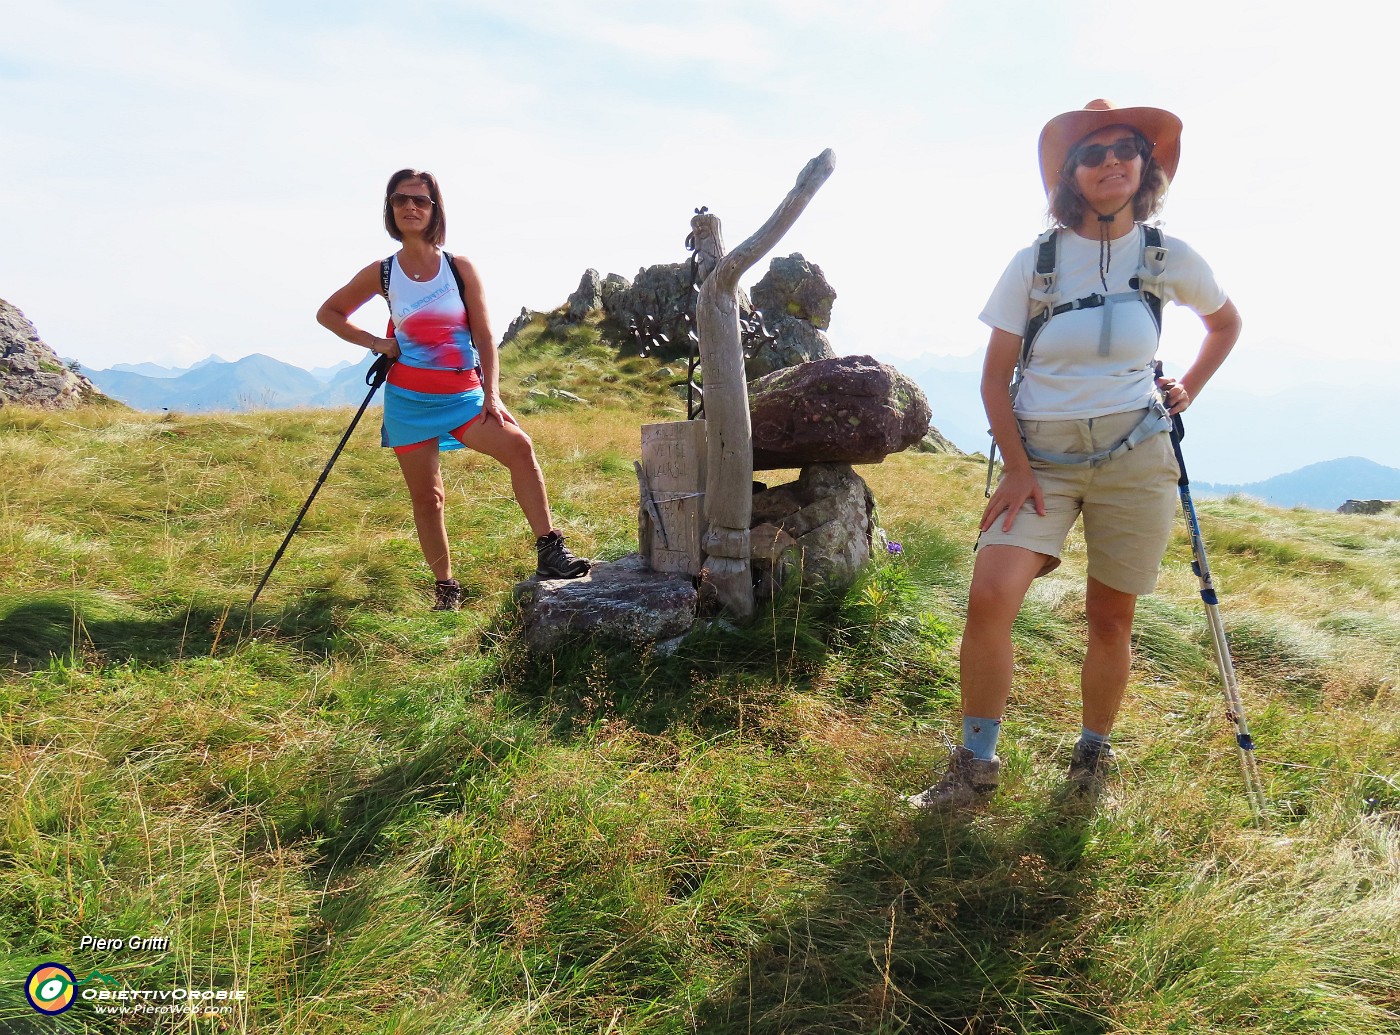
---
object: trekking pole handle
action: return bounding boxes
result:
[367,353,394,388]
[1155,360,1190,487]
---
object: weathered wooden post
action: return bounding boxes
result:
[695,149,835,619]
[638,419,707,574]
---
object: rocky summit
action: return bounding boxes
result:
[0,298,104,409]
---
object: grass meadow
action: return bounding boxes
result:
[2,325,1397,1033]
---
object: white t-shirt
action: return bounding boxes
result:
[979,225,1227,420]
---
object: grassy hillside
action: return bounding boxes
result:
[2,324,1397,1034]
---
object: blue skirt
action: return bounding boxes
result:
[380,364,485,453]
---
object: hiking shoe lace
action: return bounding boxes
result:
[535,530,590,579]
[1067,740,1116,792]
[906,746,1001,810]
[432,578,462,612]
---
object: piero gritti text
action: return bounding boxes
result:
[79,935,171,952]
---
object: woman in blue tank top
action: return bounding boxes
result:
[317,169,589,609]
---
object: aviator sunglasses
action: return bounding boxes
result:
[1072,137,1146,169]
[389,192,435,209]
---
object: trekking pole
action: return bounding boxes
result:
[1165,405,1269,822]
[246,355,394,617]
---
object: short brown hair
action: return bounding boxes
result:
[383,168,447,245]
[1047,138,1169,228]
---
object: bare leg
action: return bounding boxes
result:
[455,418,553,538]
[1081,576,1138,735]
[396,444,452,581]
[959,545,1050,720]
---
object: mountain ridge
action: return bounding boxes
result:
[1193,455,1400,511]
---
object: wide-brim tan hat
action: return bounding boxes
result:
[1038,99,1182,194]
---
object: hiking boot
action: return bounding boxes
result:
[431,578,462,612]
[1067,740,1116,793]
[906,746,1001,810]
[535,530,590,580]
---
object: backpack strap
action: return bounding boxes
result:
[1022,229,1060,361]
[1131,223,1167,335]
[380,257,395,337]
[442,252,471,319]
[442,252,483,377]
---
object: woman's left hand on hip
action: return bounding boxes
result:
[1157,376,1191,415]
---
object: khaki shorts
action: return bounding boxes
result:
[977,407,1181,596]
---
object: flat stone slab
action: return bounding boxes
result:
[513,553,697,652]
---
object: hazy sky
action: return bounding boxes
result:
[2,0,1393,408]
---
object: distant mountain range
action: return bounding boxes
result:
[1191,456,1400,511]
[78,354,375,412]
[73,351,1400,511]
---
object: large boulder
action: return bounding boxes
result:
[750,464,875,593]
[748,355,931,470]
[513,554,696,652]
[749,253,836,330]
[1,298,104,409]
[744,314,836,380]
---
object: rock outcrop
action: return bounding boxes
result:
[565,269,604,321]
[547,251,835,381]
[501,307,537,346]
[748,355,932,470]
[599,263,703,360]
[0,298,104,409]
[915,426,964,455]
[1338,499,1399,515]
[744,314,835,380]
[750,253,836,330]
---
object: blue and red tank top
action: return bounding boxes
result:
[386,253,480,372]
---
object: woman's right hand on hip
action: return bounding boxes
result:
[980,466,1045,533]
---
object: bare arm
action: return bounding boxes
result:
[1157,299,1242,415]
[316,261,400,358]
[453,255,508,423]
[980,327,1045,533]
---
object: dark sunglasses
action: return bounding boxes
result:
[1072,137,1145,169]
[389,192,434,210]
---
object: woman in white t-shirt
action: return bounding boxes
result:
[909,101,1241,809]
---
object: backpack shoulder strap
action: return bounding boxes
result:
[1132,224,1167,336]
[443,251,471,318]
[1023,228,1060,361]
[442,252,483,375]
[380,257,393,300]
[1029,228,1059,306]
